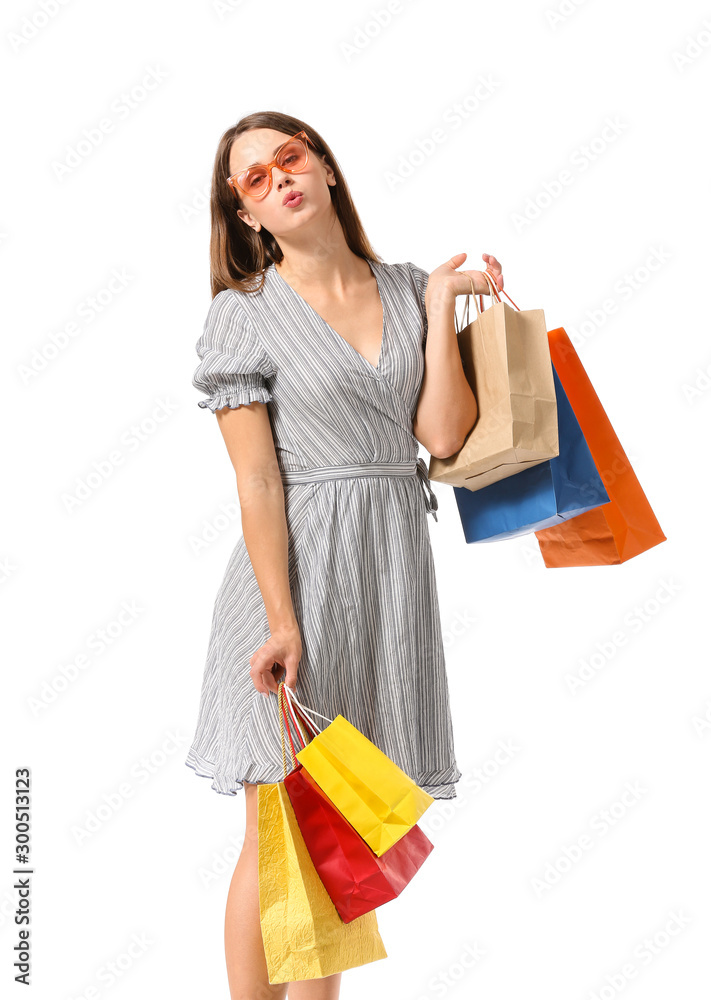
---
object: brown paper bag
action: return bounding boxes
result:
[428,274,559,491]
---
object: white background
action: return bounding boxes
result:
[2,0,708,997]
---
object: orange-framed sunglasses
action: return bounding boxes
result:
[227,130,318,201]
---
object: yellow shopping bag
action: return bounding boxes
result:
[284,685,435,857]
[257,771,387,983]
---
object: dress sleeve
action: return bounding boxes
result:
[406,262,429,350]
[193,291,275,412]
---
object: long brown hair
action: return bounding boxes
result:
[208,111,381,298]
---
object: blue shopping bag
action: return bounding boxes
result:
[454,365,610,543]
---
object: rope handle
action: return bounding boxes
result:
[278,684,311,778]
[456,267,520,336]
[458,268,500,332]
[277,685,296,779]
[283,687,316,745]
[280,684,321,740]
[281,683,334,733]
[482,268,519,310]
[276,682,326,779]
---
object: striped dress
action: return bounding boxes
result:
[185,259,462,799]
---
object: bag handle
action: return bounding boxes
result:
[283,686,317,745]
[280,683,324,739]
[277,684,296,779]
[455,268,520,335]
[276,681,335,779]
[480,268,519,310]
[281,682,334,734]
[277,683,314,779]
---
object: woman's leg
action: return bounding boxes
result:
[287,973,342,999]
[224,779,287,1000]
[224,778,343,999]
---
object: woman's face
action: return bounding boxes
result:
[229,128,335,238]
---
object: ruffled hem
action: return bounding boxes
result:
[185,746,462,800]
[197,385,273,412]
[419,765,463,800]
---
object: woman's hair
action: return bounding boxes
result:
[208,111,381,298]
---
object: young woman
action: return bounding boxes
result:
[185,111,504,999]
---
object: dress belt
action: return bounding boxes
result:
[279,457,439,522]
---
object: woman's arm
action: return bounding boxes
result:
[413,290,478,459]
[413,252,504,459]
[215,402,301,695]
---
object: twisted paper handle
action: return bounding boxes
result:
[457,267,519,335]
[277,682,321,779]
[281,683,334,733]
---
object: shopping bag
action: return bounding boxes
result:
[454,364,610,542]
[428,271,559,491]
[279,686,435,923]
[534,327,667,565]
[282,684,435,857]
[257,784,387,984]
[257,687,387,984]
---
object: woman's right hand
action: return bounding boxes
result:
[249,623,302,698]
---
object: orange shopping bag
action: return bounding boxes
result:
[534,328,666,566]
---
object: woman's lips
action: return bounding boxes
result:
[283,192,303,207]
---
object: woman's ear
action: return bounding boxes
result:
[320,155,337,185]
[237,209,261,233]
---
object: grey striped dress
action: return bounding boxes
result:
[185,259,462,799]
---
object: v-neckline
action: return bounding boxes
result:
[271,258,386,373]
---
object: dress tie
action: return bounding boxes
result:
[280,458,439,522]
[415,457,439,522]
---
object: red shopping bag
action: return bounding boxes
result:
[278,684,435,923]
[534,328,667,566]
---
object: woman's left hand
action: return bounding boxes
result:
[480,252,504,293]
[426,251,504,306]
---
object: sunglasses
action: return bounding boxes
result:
[227,130,317,201]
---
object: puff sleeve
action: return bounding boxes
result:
[406,261,429,350]
[192,291,275,412]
